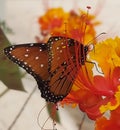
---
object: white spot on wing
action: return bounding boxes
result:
[22,65,25,67]
[60,50,62,53]
[10,47,13,50]
[35,56,39,60]
[56,47,60,50]
[51,41,53,44]
[24,54,29,57]
[12,55,15,58]
[24,62,27,65]
[29,65,31,67]
[40,64,44,67]
[39,49,42,51]
[30,43,34,46]
[26,49,29,52]
[12,45,15,48]
[55,38,58,41]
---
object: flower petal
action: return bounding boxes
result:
[95,106,120,130]
[94,76,114,96]
[112,67,120,87]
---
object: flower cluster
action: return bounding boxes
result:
[37,7,100,43]
[61,37,120,120]
[95,106,120,130]
[37,7,120,129]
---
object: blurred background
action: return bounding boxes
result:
[0,0,120,130]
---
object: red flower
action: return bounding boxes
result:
[95,106,120,130]
[61,38,120,120]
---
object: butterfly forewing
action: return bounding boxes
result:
[47,36,82,96]
[48,37,77,72]
[4,43,49,80]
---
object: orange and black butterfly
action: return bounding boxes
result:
[4,36,91,103]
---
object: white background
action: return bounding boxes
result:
[0,0,120,130]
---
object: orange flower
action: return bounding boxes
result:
[37,7,99,43]
[38,8,68,36]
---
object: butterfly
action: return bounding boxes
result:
[4,36,90,103]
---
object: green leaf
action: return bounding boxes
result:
[0,21,13,34]
[47,103,60,123]
[0,27,25,91]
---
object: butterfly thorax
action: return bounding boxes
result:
[79,45,88,65]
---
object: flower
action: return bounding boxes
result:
[37,7,120,122]
[94,67,120,113]
[95,106,120,130]
[38,8,68,36]
[61,38,120,120]
[37,7,99,43]
[90,37,120,76]
[37,7,104,120]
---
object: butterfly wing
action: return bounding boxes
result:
[4,43,49,80]
[4,42,71,103]
[4,37,88,103]
[46,36,83,98]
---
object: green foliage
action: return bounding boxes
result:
[0,20,13,34]
[0,27,25,91]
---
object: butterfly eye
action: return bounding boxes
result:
[88,44,94,51]
[4,36,89,103]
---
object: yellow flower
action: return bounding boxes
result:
[90,37,120,76]
[100,86,120,113]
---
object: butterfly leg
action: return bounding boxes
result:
[86,60,104,74]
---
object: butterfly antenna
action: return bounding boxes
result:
[86,60,104,74]
[87,32,106,55]
[87,32,106,45]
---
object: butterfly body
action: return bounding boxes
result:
[4,36,89,103]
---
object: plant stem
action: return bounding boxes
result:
[79,114,86,130]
